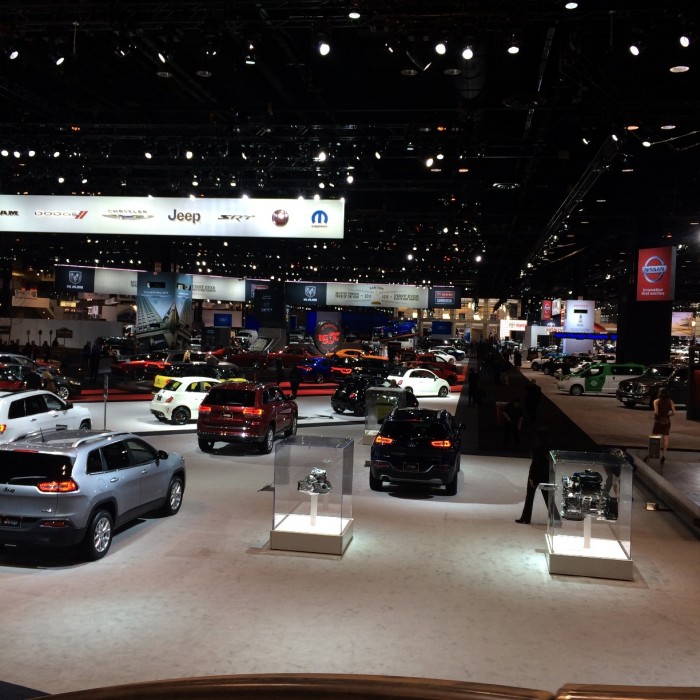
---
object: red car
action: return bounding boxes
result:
[197,381,298,454]
[268,344,321,368]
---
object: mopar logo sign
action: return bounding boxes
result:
[642,256,667,284]
[68,270,83,285]
[311,210,328,227]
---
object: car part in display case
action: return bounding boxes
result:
[560,469,618,521]
[297,468,333,495]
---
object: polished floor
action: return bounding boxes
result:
[1,383,700,698]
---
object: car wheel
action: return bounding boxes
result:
[79,419,91,430]
[198,438,214,453]
[57,385,70,400]
[332,405,345,414]
[160,476,184,516]
[369,473,383,491]
[438,386,449,397]
[285,415,298,437]
[623,400,636,408]
[404,386,414,394]
[82,509,113,561]
[171,406,191,425]
[543,367,551,375]
[570,385,583,397]
[259,424,275,454]
[444,472,459,496]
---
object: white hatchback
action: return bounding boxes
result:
[0,390,92,442]
[387,368,451,397]
[150,376,222,425]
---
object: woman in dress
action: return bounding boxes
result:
[652,387,676,464]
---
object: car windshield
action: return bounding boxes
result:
[205,388,256,407]
[380,421,448,440]
[0,451,74,485]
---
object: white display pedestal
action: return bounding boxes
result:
[270,513,353,555]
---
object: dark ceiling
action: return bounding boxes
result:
[1,1,699,313]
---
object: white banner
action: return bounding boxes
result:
[0,195,344,239]
[564,299,595,333]
[325,283,429,309]
[499,319,527,337]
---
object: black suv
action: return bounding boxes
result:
[331,375,388,415]
[369,407,463,495]
[616,364,688,408]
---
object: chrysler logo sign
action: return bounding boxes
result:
[641,256,667,284]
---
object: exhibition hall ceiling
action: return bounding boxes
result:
[1,1,699,311]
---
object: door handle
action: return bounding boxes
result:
[141,469,148,474]
[110,477,119,483]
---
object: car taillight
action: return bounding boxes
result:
[199,405,212,413]
[349,392,357,400]
[37,480,78,493]
[430,440,453,448]
[396,379,403,385]
[374,436,394,445]
[0,424,6,433]
[165,396,174,404]
[243,408,264,416]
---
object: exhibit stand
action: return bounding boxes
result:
[270,435,354,555]
[545,450,634,580]
[363,386,406,444]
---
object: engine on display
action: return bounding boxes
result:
[560,469,618,521]
[297,467,333,495]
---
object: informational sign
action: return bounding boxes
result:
[325,283,429,309]
[671,311,693,336]
[429,286,461,308]
[500,319,527,337]
[0,195,344,239]
[285,282,328,306]
[551,298,561,316]
[636,246,676,301]
[563,299,595,333]
[135,271,192,350]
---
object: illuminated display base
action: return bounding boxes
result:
[270,514,353,555]
[546,532,634,580]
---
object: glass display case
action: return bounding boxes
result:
[545,450,634,580]
[363,386,406,444]
[269,435,353,555]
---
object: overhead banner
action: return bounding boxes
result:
[541,299,552,321]
[0,195,344,239]
[429,286,461,309]
[636,246,676,301]
[325,283,429,309]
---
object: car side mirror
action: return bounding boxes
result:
[157,449,168,461]
[65,400,74,409]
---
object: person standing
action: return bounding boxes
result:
[467,367,480,407]
[652,387,676,464]
[288,364,302,399]
[275,357,285,386]
[89,337,103,384]
[516,429,558,524]
[523,378,542,424]
[503,398,523,447]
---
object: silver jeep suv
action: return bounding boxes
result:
[0,430,185,560]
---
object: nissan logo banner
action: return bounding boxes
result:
[0,195,344,239]
[636,246,676,302]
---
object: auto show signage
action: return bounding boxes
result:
[135,271,192,349]
[428,286,461,308]
[325,283,429,309]
[636,246,676,301]
[541,299,552,320]
[314,320,343,354]
[563,299,595,333]
[285,282,328,306]
[0,195,345,239]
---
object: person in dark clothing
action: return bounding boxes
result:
[89,338,103,383]
[275,357,285,385]
[288,365,302,399]
[503,398,523,446]
[467,368,480,407]
[523,379,543,424]
[513,348,522,368]
[23,370,42,390]
[516,429,559,524]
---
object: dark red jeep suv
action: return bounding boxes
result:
[197,381,298,454]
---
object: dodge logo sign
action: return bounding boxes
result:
[68,270,83,285]
[642,256,667,284]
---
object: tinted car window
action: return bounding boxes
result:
[381,421,448,440]
[102,442,131,470]
[126,439,156,466]
[25,395,47,416]
[8,399,25,419]
[86,449,104,474]
[0,451,74,484]
[204,387,256,407]
[44,395,64,411]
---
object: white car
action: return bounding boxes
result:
[432,346,466,361]
[150,376,222,425]
[0,389,92,442]
[387,368,451,397]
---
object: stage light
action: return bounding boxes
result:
[461,44,474,60]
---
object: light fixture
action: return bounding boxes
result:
[348,1,361,19]
[564,1,578,8]
[434,38,447,56]
[628,40,642,56]
[461,44,474,60]
[680,34,691,48]
[115,29,136,57]
[670,64,689,73]
[244,39,257,65]
[50,41,66,66]
[507,33,520,55]
[317,35,331,56]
